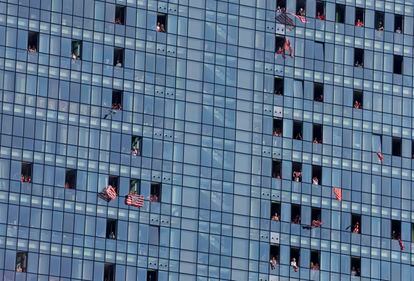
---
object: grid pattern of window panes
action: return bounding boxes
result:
[0,0,414,281]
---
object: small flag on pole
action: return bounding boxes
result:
[333,187,342,201]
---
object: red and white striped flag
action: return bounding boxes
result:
[125,194,144,208]
[398,238,405,251]
[293,14,308,23]
[333,187,342,201]
[376,151,384,162]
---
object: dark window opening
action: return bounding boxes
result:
[130,179,140,193]
[375,11,384,31]
[274,77,284,95]
[351,214,361,234]
[16,252,27,272]
[28,31,39,52]
[131,136,142,156]
[292,162,302,182]
[106,219,117,239]
[293,121,303,140]
[355,8,364,26]
[269,245,280,270]
[65,169,77,189]
[316,1,325,20]
[114,48,124,67]
[395,14,403,33]
[311,208,321,222]
[411,223,414,241]
[147,270,158,281]
[115,5,126,24]
[394,55,403,74]
[291,204,301,224]
[335,4,345,23]
[21,162,33,183]
[275,36,285,54]
[290,248,300,271]
[273,119,283,137]
[296,0,306,16]
[276,0,286,12]
[392,138,402,157]
[391,220,401,239]
[310,251,320,270]
[149,225,160,245]
[108,176,119,194]
[313,124,323,144]
[71,40,82,60]
[272,160,282,179]
[351,257,361,276]
[104,263,116,281]
[354,48,364,67]
[353,90,363,109]
[313,83,324,102]
[312,165,322,185]
[150,182,161,202]
[112,90,123,110]
[271,202,281,221]
[156,13,167,32]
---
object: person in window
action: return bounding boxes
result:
[354,61,363,68]
[276,46,284,56]
[312,176,319,185]
[395,26,402,33]
[271,212,280,221]
[109,231,116,239]
[28,45,37,53]
[276,6,281,13]
[354,100,362,109]
[160,24,166,32]
[311,218,322,228]
[352,221,360,233]
[297,8,306,16]
[355,19,364,27]
[313,138,320,144]
[156,22,161,32]
[115,17,122,24]
[292,171,301,182]
[115,59,122,67]
[65,182,70,189]
[131,146,139,156]
[112,103,122,110]
[292,214,301,224]
[291,258,299,272]
[316,12,325,20]
[16,263,23,272]
[377,21,384,31]
[273,128,282,137]
[269,256,277,270]
[316,94,323,102]
[72,52,78,60]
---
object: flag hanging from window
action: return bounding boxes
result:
[125,193,145,208]
[376,151,384,162]
[293,14,308,23]
[398,238,405,251]
[276,12,296,29]
[333,187,342,201]
[98,186,117,202]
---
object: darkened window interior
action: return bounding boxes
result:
[316,1,324,18]
[392,138,401,156]
[312,165,322,184]
[269,245,280,261]
[104,263,115,281]
[311,208,321,221]
[108,176,119,193]
[271,202,281,220]
[147,270,158,281]
[150,182,162,202]
[273,119,283,136]
[291,204,301,224]
[292,162,302,182]
[354,48,364,67]
[276,0,286,10]
[391,220,401,239]
[115,5,126,24]
[394,55,403,74]
[21,162,33,183]
[16,252,27,272]
[313,124,323,143]
[65,169,77,189]
[290,248,300,264]
[114,48,124,66]
[351,257,361,276]
[275,36,285,52]
[28,31,39,51]
[335,4,345,23]
[272,160,282,179]
[130,179,140,193]
[112,90,123,110]
[296,0,306,15]
[351,214,361,233]
[395,14,403,33]
[314,83,324,102]
[71,40,82,59]
[310,250,320,268]
[274,77,284,95]
[353,90,363,109]
[157,13,167,32]
[293,121,303,140]
[375,11,384,30]
[355,8,364,24]
[106,219,117,239]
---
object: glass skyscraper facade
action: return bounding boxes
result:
[0,0,414,280]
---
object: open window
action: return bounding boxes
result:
[112,90,123,110]
[104,263,116,281]
[115,5,126,25]
[21,162,33,183]
[354,48,364,67]
[271,202,281,221]
[272,160,282,179]
[269,245,280,270]
[106,219,117,239]
[394,55,403,74]
[147,270,158,281]
[131,136,142,156]
[156,13,167,32]
[313,124,323,144]
[311,208,321,222]
[292,162,302,182]
[114,48,124,67]
[293,121,303,140]
[351,214,361,234]
[108,176,119,194]
[335,4,345,23]
[313,83,324,102]
[16,252,27,272]
[273,119,283,137]
[274,77,284,95]
[291,204,301,224]
[375,11,384,31]
[130,179,140,193]
[392,138,402,157]
[312,165,322,185]
[310,250,320,270]
[275,36,285,54]
[296,0,306,16]
[315,1,325,20]
[150,182,161,202]
[391,220,401,239]
[28,31,39,52]
[290,248,300,271]
[71,40,82,60]
[395,14,403,33]
[350,257,361,276]
[276,0,286,12]
[353,90,363,109]
[65,169,77,189]
[355,8,364,27]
